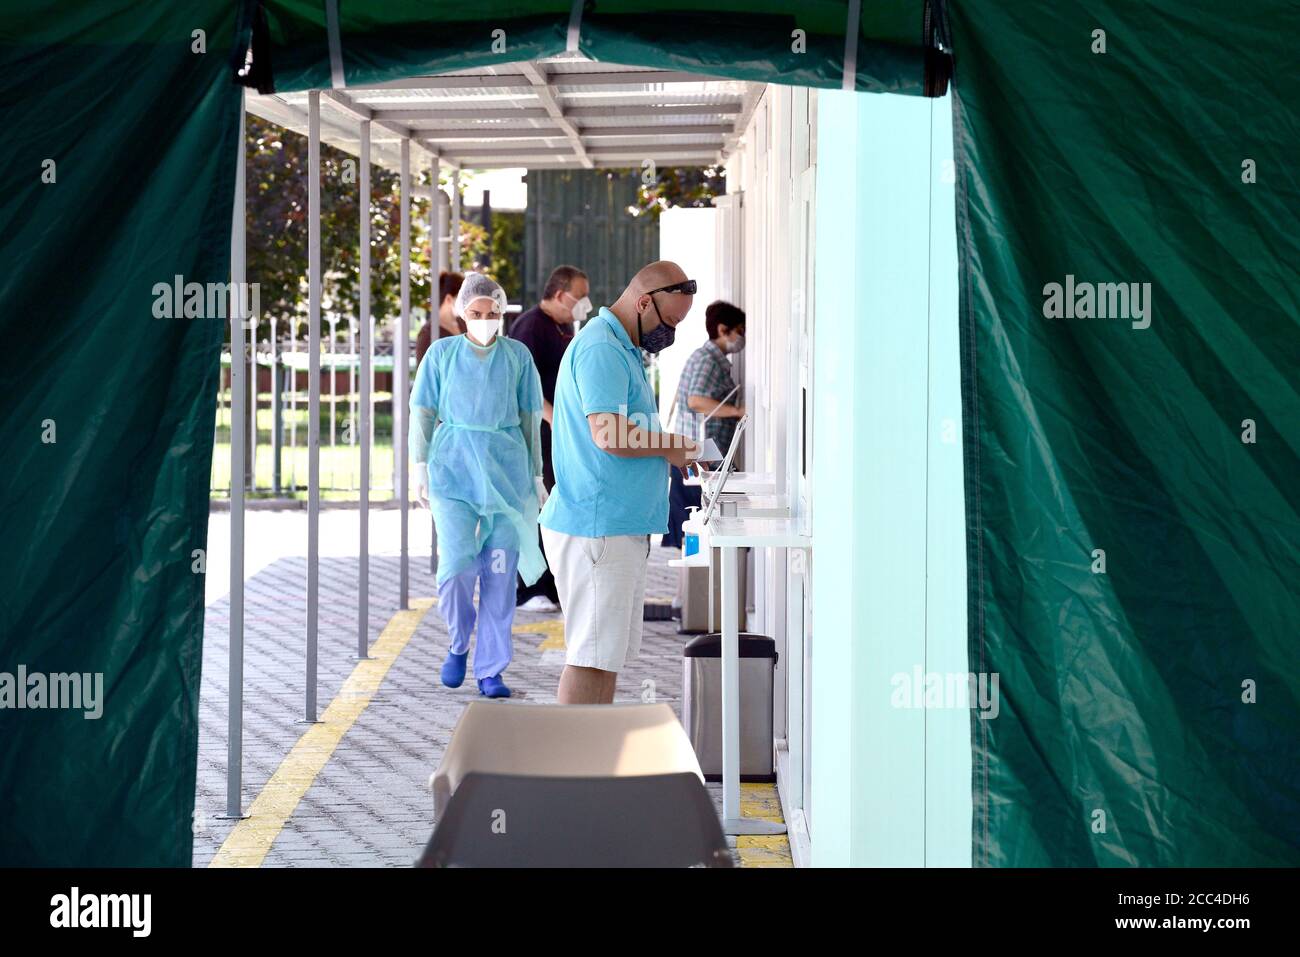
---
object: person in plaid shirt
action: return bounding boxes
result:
[676,300,747,451]
[664,301,746,548]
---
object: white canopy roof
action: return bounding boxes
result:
[246,55,764,175]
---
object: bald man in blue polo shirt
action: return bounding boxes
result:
[540,261,701,704]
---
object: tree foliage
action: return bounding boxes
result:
[241,116,668,346]
[629,164,726,220]
[243,116,500,346]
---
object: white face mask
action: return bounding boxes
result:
[569,295,593,324]
[466,318,500,345]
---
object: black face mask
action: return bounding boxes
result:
[638,295,677,354]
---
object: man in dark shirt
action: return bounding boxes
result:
[509,264,591,611]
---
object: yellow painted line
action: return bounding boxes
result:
[739,782,784,821]
[512,617,566,651]
[737,783,794,868]
[209,597,435,868]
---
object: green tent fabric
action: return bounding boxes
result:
[947,1,1300,865]
[0,5,247,864]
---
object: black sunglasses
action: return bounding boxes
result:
[647,279,697,296]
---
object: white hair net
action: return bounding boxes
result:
[455,272,507,319]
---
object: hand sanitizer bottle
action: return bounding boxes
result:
[683,506,702,558]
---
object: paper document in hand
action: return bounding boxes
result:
[695,438,724,463]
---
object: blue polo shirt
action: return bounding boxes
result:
[540,307,669,537]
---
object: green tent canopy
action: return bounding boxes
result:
[250,0,945,95]
[0,0,1294,866]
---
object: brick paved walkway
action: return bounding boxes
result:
[195,509,791,868]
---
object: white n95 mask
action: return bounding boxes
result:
[466,318,500,344]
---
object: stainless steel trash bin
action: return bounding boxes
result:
[677,547,747,634]
[681,633,776,782]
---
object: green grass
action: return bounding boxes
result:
[211,390,401,499]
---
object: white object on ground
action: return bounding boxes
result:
[518,595,559,613]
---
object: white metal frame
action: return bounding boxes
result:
[398,138,411,608]
[305,90,322,723]
[357,118,372,659]
[785,164,817,824]
[223,91,248,820]
[717,83,819,864]
[246,59,759,173]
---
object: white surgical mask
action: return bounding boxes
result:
[466,318,500,345]
[570,295,592,324]
[725,333,746,354]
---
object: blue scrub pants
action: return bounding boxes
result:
[438,543,520,681]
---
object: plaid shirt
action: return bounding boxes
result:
[675,340,739,451]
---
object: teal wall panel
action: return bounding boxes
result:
[810,89,967,866]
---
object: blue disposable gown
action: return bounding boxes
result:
[409,334,546,587]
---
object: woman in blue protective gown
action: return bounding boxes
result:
[409,273,547,699]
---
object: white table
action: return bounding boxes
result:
[684,470,779,496]
[715,493,789,519]
[708,515,811,835]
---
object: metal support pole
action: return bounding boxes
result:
[429,157,441,305]
[247,308,257,491]
[288,324,296,489]
[721,544,740,823]
[224,91,248,820]
[450,168,461,270]
[429,156,441,577]
[348,320,356,491]
[480,189,492,273]
[358,119,372,659]
[368,326,375,465]
[305,90,322,722]
[272,317,281,494]
[786,549,805,812]
[719,539,785,836]
[329,315,337,450]
[436,192,450,273]
[398,137,411,609]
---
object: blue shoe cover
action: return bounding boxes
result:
[477,675,511,699]
[440,651,468,689]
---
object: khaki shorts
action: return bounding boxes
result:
[540,527,651,673]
